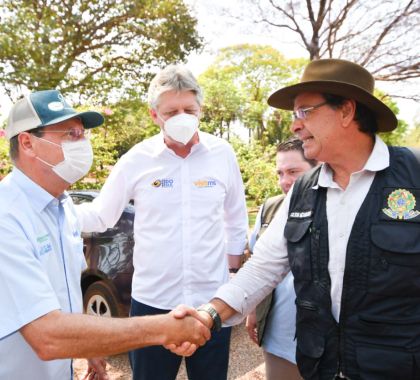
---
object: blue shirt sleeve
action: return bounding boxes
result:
[0,219,60,339]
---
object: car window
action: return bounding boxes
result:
[70,194,94,205]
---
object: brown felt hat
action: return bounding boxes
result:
[268,59,397,132]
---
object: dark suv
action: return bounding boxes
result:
[70,190,134,317]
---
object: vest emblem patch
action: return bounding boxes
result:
[382,188,420,220]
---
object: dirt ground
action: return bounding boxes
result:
[74,321,265,380]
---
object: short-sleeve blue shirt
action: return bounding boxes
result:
[0,168,86,379]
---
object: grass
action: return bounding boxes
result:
[247,199,259,229]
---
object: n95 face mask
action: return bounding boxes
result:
[160,113,199,145]
[34,137,94,184]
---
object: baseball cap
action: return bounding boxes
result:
[6,89,104,140]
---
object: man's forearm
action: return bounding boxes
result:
[227,254,243,271]
[197,298,238,329]
[21,310,210,360]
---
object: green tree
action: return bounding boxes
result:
[231,138,278,204]
[375,90,409,146]
[198,67,243,139]
[402,122,420,147]
[0,0,202,100]
[200,44,306,145]
[0,136,12,179]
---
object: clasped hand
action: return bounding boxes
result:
[164,305,213,356]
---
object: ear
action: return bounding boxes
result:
[18,132,37,158]
[149,108,159,124]
[341,99,357,128]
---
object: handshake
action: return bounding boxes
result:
[160,304,217,357]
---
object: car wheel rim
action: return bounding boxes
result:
[86,294,112,317]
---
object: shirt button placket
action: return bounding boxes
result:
[181,160,192,305]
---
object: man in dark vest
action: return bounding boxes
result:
[246,137,317,380]
[169,59,420,380]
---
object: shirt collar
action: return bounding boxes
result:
[11,167,67,212]
[153,130,211,157]
[316,135,390,189]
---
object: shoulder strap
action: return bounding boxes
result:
[260,194,286,227]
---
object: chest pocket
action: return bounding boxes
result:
[284,219,313,281]
[369,223,420,297]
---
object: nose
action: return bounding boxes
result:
[279,176,292,193]
[290,119,303,133]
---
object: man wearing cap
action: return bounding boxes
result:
[0,90,210,380]
[171,59,420,379]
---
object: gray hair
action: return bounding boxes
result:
[148,65,203,109]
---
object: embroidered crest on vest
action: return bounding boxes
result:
[382,188,420,220]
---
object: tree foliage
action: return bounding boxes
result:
[0,136,12,179]
[232,0,419,91]
[0,0,202,101]
[402,123,420,148]
[231,138,279,204]
[199,44,306,145]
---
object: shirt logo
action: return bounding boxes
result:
[152,178,174,188]
[290,211,312,218]
[382,188,419,220]
[37,234,53,255]
[194,179,217,188]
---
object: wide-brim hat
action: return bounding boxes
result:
[6,89,104,139]
[268,59,397,132]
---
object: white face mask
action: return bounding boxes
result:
[159,113,199,145]
[34,137,93,184]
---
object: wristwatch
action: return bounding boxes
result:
[197,304,222,332]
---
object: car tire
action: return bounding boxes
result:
[84,281,122,317]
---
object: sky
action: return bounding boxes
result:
[184,0,420,128]
[0,0,418,128]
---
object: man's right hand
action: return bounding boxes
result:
[245,309,258,345]
[163,304,213,356]
[162,306,211,350]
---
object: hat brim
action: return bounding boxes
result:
[268,81,398,132]
[43,111,104,129]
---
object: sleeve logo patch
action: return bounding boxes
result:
[382,188,419,220]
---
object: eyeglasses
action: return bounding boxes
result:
[292,101,328,121]
[43,128,91,141]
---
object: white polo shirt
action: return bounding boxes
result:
[77,131,248,309]
[0,168,86,380]
[216,135,389,324]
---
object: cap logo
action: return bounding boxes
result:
[48,101,64,111]
[48,94,66,112]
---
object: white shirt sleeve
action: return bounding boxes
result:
[76,156,132,232]
[215,189,292,325]
[223,147,248,255]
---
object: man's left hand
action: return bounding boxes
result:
[83,357,108,380]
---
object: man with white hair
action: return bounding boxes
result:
[76,65,248,380]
